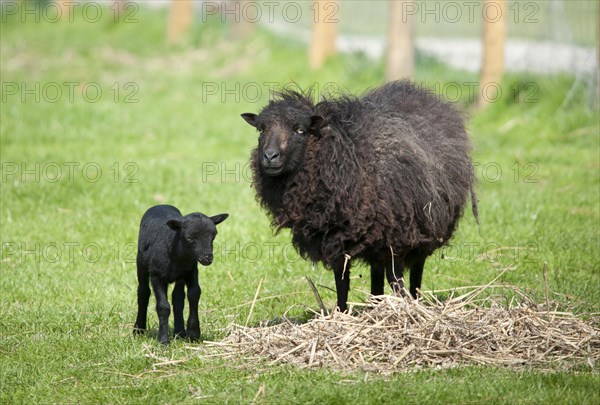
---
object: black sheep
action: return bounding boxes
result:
[241,80,478,312]
[133,204,228,344]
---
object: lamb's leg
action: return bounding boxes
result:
[333,258,351,313]
[150,275,170,344]
[408,253,426,299]
[385,256,405,296]
[172,280,186,339]
[133,262,150,334]
[370,262,385,296]
[185,268,201,342]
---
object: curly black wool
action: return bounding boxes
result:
[242,80,478,311]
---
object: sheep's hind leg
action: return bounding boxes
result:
[172,280,186,339]
[133,263,150,335]
[408,252,426,299]
[370,262,385,296]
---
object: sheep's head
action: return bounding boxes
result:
[167,213,228,266]
[242,95,326,177]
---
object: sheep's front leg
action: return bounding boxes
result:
[150,275,170,344]
[172,280,186,339]
[386,256,405,296]
[333,258,351,313]
[185,268,201,342]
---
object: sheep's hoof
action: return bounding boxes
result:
[370,295,385,304]
[158,332,170,345]
[133,327,146,336]
[174,330,187,339]
[390,279,407,297]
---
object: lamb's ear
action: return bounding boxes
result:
[310,115,326,130]
[167,219,182,230]
[210,213,229,225]
[241,113,257,127]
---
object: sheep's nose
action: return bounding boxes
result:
[204,253,213,262]
[263,150,280,162]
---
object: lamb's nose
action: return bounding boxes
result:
[263,150,279,162]
[203,253,213,262]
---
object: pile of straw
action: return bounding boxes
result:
[209,284,599,372]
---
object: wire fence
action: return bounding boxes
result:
[255,0,598,75]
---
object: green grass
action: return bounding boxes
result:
[1,5,599,404]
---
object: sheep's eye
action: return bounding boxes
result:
[295,128,305,135]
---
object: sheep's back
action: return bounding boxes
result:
[137,205,182,266]
[317,84,473,255]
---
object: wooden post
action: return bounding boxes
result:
[168,0,194,43]
[386,0,415,81]
[477,0,507,108]
[308,0,338,70]
[110,0,127,21]
[55,0,73,21]
[231,0,255,39]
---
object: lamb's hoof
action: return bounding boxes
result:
[158,333,170,345]
[174,330,187,340]
[188,330,200,342]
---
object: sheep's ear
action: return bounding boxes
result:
[167,219,182,230]
[310,115,326,130]
[210,213,229,225]
[241,113,257,127]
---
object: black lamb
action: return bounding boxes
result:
[133,204,228,344]
[241,80,478,312]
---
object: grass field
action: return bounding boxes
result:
[1,4,599,404]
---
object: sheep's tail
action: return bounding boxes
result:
[470,183,479,226]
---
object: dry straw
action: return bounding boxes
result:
[206,282,599,373]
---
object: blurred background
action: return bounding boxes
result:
[1,1,599,401]
[1,0,599,315]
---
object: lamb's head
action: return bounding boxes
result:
[167,213,228,266]
[242,92,326,177]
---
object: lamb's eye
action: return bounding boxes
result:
[295,128,305,135]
